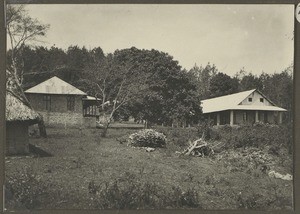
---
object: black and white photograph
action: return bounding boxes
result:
[4,3,294,211]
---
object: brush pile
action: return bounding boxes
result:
[181,133,214,157]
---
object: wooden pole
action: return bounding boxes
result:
[255,110,259,123]
[217,113,220,126]
[230,110,234,126]
[279,112,283,124]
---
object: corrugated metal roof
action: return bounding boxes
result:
[201,89,286,113]
[25,76,87,95]
[82,96,99,100]
[6,91,40,122]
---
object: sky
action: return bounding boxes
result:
[21,4,294,76]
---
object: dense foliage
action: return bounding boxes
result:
[129,129,167,148]
[10,44,293,124]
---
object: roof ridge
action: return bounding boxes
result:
[202,89,256,102]
[25,76,87,95]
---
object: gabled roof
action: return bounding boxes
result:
[201,89,287,113]
[25,76,87,95]
[6,91,40,122]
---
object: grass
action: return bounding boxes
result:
[5,126,293,210]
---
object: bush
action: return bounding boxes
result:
[155,127,199,148]
[6,167,50,209]
[213,124,292,151]
[129,129,167,148]
[237,192,265,209]
[88,172,202,209]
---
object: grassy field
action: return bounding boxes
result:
[5,125,293,210]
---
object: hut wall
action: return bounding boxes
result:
[6,122,29,155]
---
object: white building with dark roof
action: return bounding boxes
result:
[201,89,287,125]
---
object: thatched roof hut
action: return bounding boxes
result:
[6,91,40,155]
[6,91,40,123]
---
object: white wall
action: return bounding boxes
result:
[240,91,273,106]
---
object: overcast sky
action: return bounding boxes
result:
[23,4,294,76]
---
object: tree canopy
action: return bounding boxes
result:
[13,43,293,125]
[208,72,240,98]
[6,5,50,86]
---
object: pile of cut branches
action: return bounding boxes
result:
[181,133,214,157]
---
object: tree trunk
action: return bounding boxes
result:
[144,120,152,129]
[101,111,114,137]
[37,117,47,138]
[101,120,111,137]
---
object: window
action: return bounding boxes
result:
[67,96,75,111]
[248,98,252,102]
[43,95,51,111]
[260,98,264,102]
[243,112,248,122]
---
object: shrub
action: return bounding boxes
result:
[237,192,265,209]
[213,124,292,151]
[93,180,162,209]
[129,129,167,148]
[155,127,199,148]
[6,167,49,209]
[88,172,202,209]
[195,119,222,141]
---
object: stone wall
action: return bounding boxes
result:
[39,111,96,128]
[26,93,96,127]
[27,93,83,114]
[6,122,29,155]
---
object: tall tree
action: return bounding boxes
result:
[81,47,202,130]
[209,72,239,98]
[6,5,50,88]
[235,68,263,91]
[240,73,263,91]
[80,48,150,136]
[113,48,202,126]
[6,5,50,137]
[260,65,293,123]
[65,46,92,84]
[189,62,217,99]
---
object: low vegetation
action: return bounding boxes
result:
[128,129,167,148]
[5,124,293,210]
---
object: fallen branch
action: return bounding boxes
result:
[185,140,199,156]
[181,132,214,157]
[194,142,208,149]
